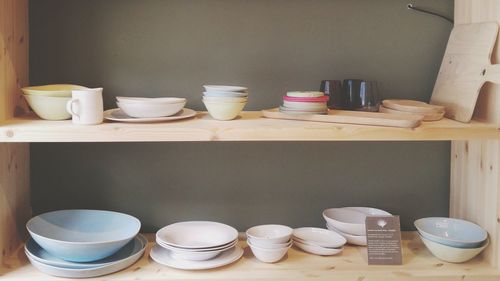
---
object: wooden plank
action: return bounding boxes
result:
[0,112,498,142]
[1,232,499,281]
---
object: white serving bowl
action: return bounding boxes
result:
[202,96,248,103]
[117,100,185,118]
[293,227,346,248]
[203,91,248,98]
[203,100,246,121]
[156,221,238,249]
[414,217,488,249]
[22,84,88,97]
[247,238,292,249]
[322,208,367,236]
[116,97,186,104]
[419,233,488,263]
[246,225,293,245]
[293,240,343,256]
[23,95,71,120]
[204,85,247,93]
[326,223,367,246]
[247,239,290,263]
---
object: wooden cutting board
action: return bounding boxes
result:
[261,108,422,128]
[430,22,500,123]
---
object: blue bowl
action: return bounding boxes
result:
[414,217,487,249]
[27,210,141,262]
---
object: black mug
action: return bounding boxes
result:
[320,80,343,109]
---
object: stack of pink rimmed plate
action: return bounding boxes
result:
[280,91,329,114]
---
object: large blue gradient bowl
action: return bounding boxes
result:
[27,210,141,262]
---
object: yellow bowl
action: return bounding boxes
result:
[22,84,88,97]
[23,95,71,120]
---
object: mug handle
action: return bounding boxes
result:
[66,99,80,118]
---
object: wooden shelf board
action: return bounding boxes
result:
[0,112,498,142]
[1,232,499,281]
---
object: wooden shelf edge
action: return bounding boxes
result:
[1,232,499,281]
[0,112,498,142]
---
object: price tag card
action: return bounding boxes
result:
[366,215,403,265]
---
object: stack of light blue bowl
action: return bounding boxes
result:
[414,217,489,263]
[25,210,145,278]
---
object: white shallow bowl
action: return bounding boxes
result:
[326,223,367,246]
[157,238,238,252]
[247,238,292,249]
[293,227,346,248]
[202,96,248,103]
[322,208,367,236]
[283,100,327,110]
[343,207,392,216]
[203,91,248,97]
[117,101,185,118]
[204,85,247,93]
[414,217,488,249]
[26,210,141,263]
[23,95,71,120]
[293,240,343,256]
[247,240,290,263]
[246,225,293,245]
[419,234,488,263]
[156,221,238,249]
[157,240,237,261]
[22,84,88,97]
[203,100,246,121]
[116,97,186,104]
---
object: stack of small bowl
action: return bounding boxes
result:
[116,96,186,118]
[323,207,391,246]
[24,210,145,278]
[22,84,88,120]
[202,85,248,120]
[280,91,329,115]
[415,217,489,263]
[154,221,239,263]
[246,224,293,263]
[292,227,346,256]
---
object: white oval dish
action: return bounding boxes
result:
[246,225,293,245]
[322,208,367,236]
[326,223,367,246]
[156,221,238,249]
[293,240,343,256]
[104,108,195,123]
[293,227,346,248]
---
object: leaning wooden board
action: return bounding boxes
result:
[262,108,422,128]
[430,22,500,123]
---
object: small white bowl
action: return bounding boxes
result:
[326,223,367,246]
[202,97,248,103]
[23,95,71,120]
[247,240,290,263]
[293,227,346,248]
[116,97,186,104]
[246,225,293,245]
[419,234,489,263]
[204,85,247,93]
[293,240,343,256]
[322,208,367,236]
[203,100,246,121]
[117,101,185,118]
[203,91,248,98]
[247,238,292,249]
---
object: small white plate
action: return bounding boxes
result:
[104,108,196,123]
[150,244,243,270]
[293,227,346,248]
[293,240,343,256]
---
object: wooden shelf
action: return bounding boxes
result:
[1,232,499,281]
[0,112,498,142]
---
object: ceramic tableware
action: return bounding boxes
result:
[204,85,247,93]
[246,239,292,249]
[156,221,238,249]
[343,207,392,216]
[246,225,293,245]
[247,239,291,263]
[26,210,141,262]
[282,100,328,111]
[203,100,246,121]
[23,95,72,120]
[293,239,343,256]
[116,97,186,104]
[320,80,343,109]
[286,91,325,98]
[157,238,238,252]
[203,91,248,97]
[414,217,488,248]
[292,227,346,248]
[202,96,248,103]
[419,233,489,263]
[156,239,238,261]
[104,108,196,123]
[117,98,185,118]
[322,208,367,236]
[67,88,104,125]
[22,84,88,97]
[25,234,147,278]
[150,244,244,270]
[326,223,367,246]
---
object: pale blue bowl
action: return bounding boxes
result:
[414,217,487,249]
[27,210,141,262]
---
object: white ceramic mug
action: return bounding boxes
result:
[66,88,104,125]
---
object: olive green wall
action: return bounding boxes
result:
[29,0,453,231]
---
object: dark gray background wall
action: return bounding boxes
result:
[29,0,453,231]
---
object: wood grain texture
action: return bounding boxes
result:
[1,232,499,281]
[0,0,30,265]
[0,112,498,142]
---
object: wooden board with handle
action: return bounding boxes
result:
[261,108,422,128]
[430,22,500,122]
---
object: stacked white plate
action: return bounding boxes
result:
[202,85,248,120]
[323,207,391,246]
[246,224,293,263]
[280,91,329,115]
[292,227,346,256]
[150,221,243,270]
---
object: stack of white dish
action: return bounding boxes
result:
[323,207,392,246]
[415,217,489,263]
[202,85,248,120]
[279,91,329,115]
[150,221,243,270]
[25,210,144,278]
[292,227,346,256]
[246,225,293,263]
[21,84,88,120]
[116,96,186,118]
